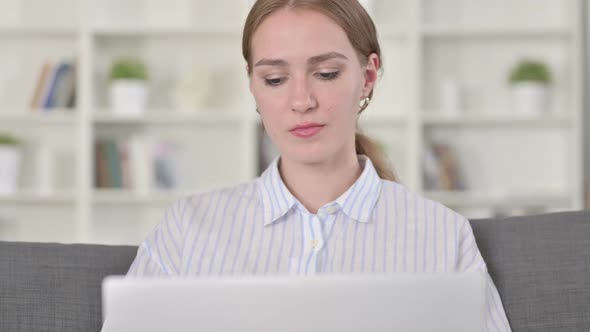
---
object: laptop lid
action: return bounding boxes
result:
[102,272,486,332]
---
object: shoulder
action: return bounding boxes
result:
[163,180,261,226]
[379,179,469,228]
[186,180,258,207]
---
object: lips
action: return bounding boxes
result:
[289,123,325,138]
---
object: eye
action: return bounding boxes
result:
[316,71,340,80]
[264,77,285,86]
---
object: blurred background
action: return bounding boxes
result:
[0,0,588,245]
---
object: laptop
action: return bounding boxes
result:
[102,272,486,332]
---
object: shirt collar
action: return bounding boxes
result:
[257,155,382,226]
[257,156,297,226]
[334,155,382,223]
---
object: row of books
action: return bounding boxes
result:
[423,142,466,191]
[30,59,77,110]
[94,137,186,191]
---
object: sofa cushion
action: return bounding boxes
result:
[0,242,136,332]
[471,210,590,332]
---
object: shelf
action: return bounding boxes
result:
[0,110,77,125]
[421,112,570,127]
[423,190,571,209]
[92,110,252,126]
[92,189,193,205]
[0,191,76,205]
[0,26,77,37]
[422,25,571,39]
[92,25,242,38]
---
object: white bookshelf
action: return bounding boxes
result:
[421,113,571,127]
[0,0,584,244]
[421,26,572,38]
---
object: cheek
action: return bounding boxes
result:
[251,82,288,112]
[319,84,360,122]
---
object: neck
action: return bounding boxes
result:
[279,152,363,214]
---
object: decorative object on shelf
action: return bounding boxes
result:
[0,134,21,195]
[439,78,461,116]
[509,59,552,116]
[109,57,149,117]
[204,66,244,109]
[170,68,211,113]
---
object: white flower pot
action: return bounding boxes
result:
[109,80,148,116]
[0,146,21,195]
[511,82,549,116]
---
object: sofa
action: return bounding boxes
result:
[1,210,589,332]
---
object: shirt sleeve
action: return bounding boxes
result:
[456,217,512,332]
[126,197,189,277]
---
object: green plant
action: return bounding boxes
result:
[509,59,551,84]
[0,134,19,146]
[109,57,149,81]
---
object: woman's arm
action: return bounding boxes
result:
[456,217,512,332]
[126,197,191,277]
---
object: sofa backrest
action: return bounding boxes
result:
[1,210,589,331]
[0,241,136,332]
[471,210,590,331]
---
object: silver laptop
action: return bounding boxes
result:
[102,272,486,332]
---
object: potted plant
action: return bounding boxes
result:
[0,134,21,195]
[509,59,552,116]
[109,57,149,116]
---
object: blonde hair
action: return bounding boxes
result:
[243,0,399,182]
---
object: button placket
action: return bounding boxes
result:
[309,216,324,252]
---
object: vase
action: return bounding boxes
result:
[109,80,148,117]
[511,82,549,116]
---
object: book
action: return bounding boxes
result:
[54,62,76,108]
[105,141,123,188]
[94,141,109,188]
[29,61,52,109]
[119,143,131,190]
[432,142,466,191]
[128,135,152,194]
[41,62,69,109]
[422,143,441,190]
[424,142,466,191]
[29,59,78,111]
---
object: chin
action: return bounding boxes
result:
[281,145,331,166]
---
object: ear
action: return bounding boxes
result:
[362,53,380,97]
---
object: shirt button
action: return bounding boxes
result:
[311,239,319,249]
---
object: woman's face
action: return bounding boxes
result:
[249,8,379,166]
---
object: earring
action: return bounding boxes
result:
[359,97,370,112]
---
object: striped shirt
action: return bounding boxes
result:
[127,155,511,331]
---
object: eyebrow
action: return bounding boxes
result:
[254,52,348,67]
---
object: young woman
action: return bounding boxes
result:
[127,0,511,330]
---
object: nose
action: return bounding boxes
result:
[290,76,317,113]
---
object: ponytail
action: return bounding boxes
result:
[355,132,398,182]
